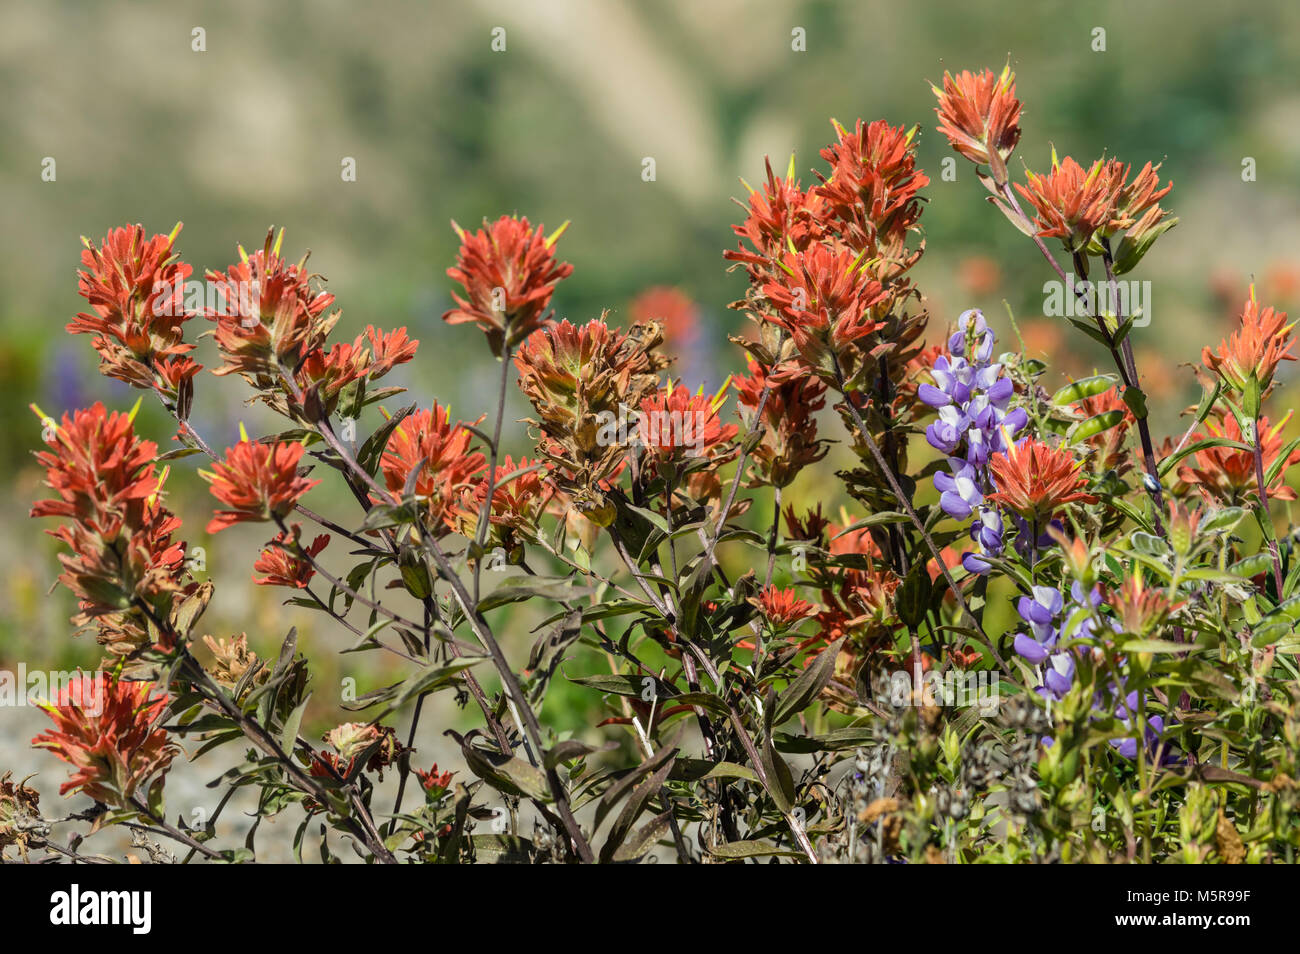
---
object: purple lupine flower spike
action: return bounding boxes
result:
[923,309,1027,574]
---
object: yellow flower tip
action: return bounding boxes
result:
[710,377,732,413]
[127,395,144,423]
[237,244,249,265]
[786,153,797,181]
[167,222,183,246]
[238,421,250,443]
[738,176,756,196]
[29,402,49,423]
[544,220,571,248]
[450,219,466,241]
[272,227,285,258]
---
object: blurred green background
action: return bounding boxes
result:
[4,0,1300,723]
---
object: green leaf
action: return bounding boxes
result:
[1120,639,1188,654]
[1199,507,1246,535]
[771,637,844,727]
[832,512,908,537]
[1231,553,1275,580]
[599,756,675,863]
[1158,438,1253,478]
[1265,437,1300,487]
[567,673,669,698]
[1112,216,1178,274]
[611,811,674,863]
[1051,374,1116,406]
[356,404,416,477]
[477,575,594,612]
[1068,409,1126,443]
[709,839,804,859]
[458,737,552,802]
[1130,531,1171,557]
[669,759,759,783]
[280,693,311,756]
[759,734,796,812]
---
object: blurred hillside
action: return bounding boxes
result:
[3,0,1300,671]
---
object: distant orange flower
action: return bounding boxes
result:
[988,437,1098,521]
[1178,413,1300,505]
[932,65,1022,175]
[1202,290,1295,394]
[630,286,700,353]
[958,256,1002,297]
[444,215,573,355]
[416,764,454,795]
[1073,385,1135,473]
[1015,154,1118,251]
[205,440,319,533]
[31,673,176,806]
[1109,570,1185,637]
[253,522,329,588]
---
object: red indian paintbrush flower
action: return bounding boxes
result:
[752,586,816,629]
[416,764,454,796]
[1014,153,1119,252]
[451,455,547,547]
[31,673,176,806]
[1202,290,1296,395]
[514,317,667,498]
[365,325,419,378]
[444,215,573,356]
[70,223,202,396]
[253,523,329,588]
[1072,385,1135,474]
[1178,412,1300,505]
[31,403,188,644]
[637,383,739,462]
[725,156,830,284]
[815,119,929,272]
[207,229,338,381]
[204,439,319,533]
[761,241,888,372]
[988,436,1098,522]
[734,358,829,487]
[932,65,1023,180]
[1109,570,1186,637]
[379,404,486,532]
